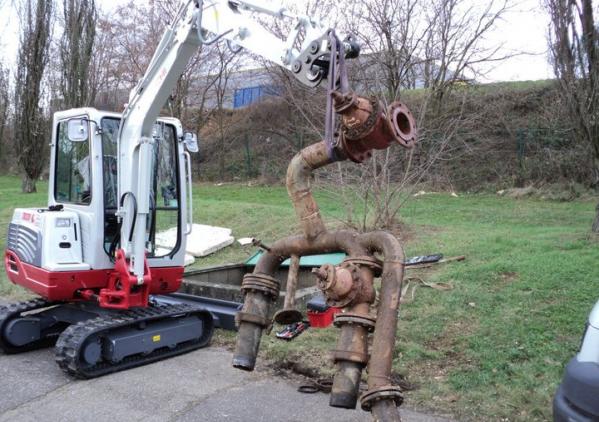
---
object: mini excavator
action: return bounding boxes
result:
[1,0,359,377]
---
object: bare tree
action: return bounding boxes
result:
[14,0,54,193]
[424,0,510,112]
[209,45,241,179]
[60,0,97,108]
[318,0,512,230]
[545,0,599,232]
[86,1,164,111]
[0,65,9,165]
[89,0,212,125]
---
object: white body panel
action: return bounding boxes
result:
[10,208,89,272]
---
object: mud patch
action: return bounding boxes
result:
[500,271,519,283]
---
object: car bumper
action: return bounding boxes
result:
[553,358,599,422]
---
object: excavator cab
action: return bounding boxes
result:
[49,108,190,274]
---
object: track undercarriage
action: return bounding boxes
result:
[0,298,213,378]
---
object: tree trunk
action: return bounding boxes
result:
[593,158,599,233]
[219,135,225,180]
[592,201,599,233]
[21,175,37,193]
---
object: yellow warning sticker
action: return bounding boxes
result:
[152,335,161,343]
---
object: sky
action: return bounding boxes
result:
[0,0,553,83]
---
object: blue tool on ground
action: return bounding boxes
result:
[404,254,443,266]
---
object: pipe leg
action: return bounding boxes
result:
[330,302,374,409]
[233,290,270,371]
[371,400,402,422]
[330,361,364,409]
[233,274,280,371]
[358,232,406,421]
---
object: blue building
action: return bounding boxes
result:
[233,84,279,108]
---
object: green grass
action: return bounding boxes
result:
[0,175,597,421]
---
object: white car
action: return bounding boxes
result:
[553,300,599,421]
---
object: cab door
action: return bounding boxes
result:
[100,117,186,267]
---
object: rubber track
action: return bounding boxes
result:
[0,298,59,354]
[55,303,213,379]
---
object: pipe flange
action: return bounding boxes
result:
[360,385,404,411]
[316,262,361,308]
[235,311,270,328]
[387,101,417,148]
[343,97,381,141]
[343,256,383,277]
[241,273,280,301]
[333,312,376,333]
[273,308,303,325]
[313,264,336,290]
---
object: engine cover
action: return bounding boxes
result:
[7,208,89,272]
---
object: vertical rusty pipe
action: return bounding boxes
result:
[358,232,405,421]
[331,361,363,408]
[370,401,402,422]
[232,290,271,370]
[283,255,300,310]
[330,302,372,409]
[273,255,303,325]
[233,272,280,371]
[286,141,335,240]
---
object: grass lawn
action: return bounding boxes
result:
[1,174,597,421]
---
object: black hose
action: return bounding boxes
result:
[119,192,138,242]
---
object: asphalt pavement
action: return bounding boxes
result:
[0,298,454,422]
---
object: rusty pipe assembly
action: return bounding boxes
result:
[233,90,416,421]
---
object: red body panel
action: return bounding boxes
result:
[98,249,153,309]
[4,249,183,305]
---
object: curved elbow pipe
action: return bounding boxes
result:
[286,141,336,240]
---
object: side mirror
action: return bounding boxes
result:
[67,119,89,142]
[184,132,199,153]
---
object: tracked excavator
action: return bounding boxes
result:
[1,0,359,378]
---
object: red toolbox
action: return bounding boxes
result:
[306,294,340,328]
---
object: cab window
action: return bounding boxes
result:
[54,120,91,204]
[148,122,180,258]
[101,118,180,259]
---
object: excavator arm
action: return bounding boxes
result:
[116,0,358,283]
